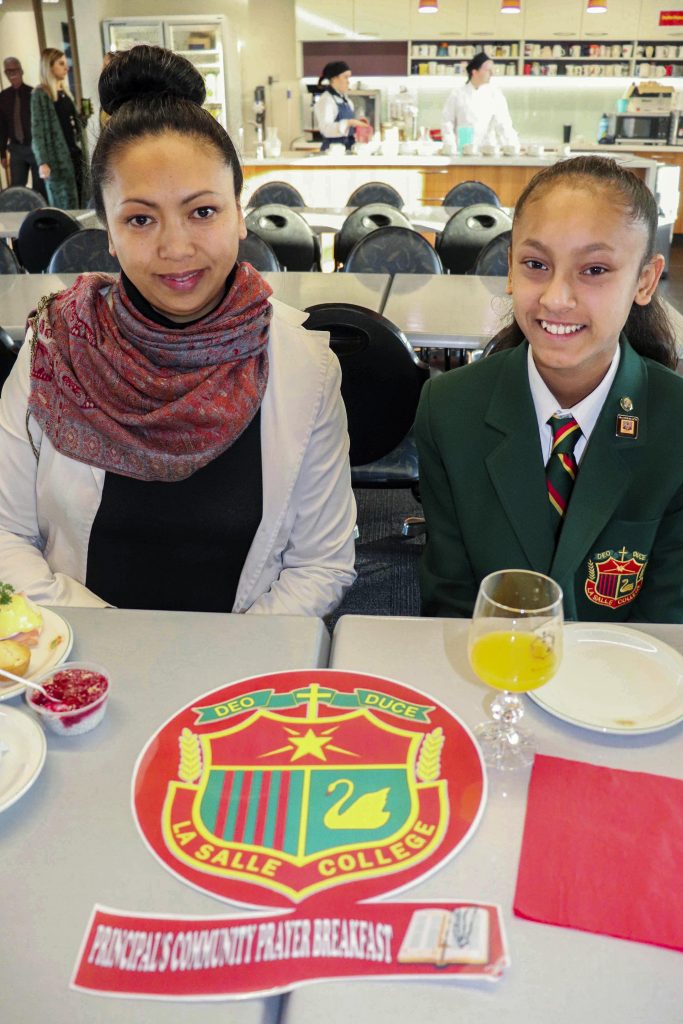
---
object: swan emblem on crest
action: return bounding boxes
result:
[323,778,391,830]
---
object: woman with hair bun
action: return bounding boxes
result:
[30,47,90,208]
[314,60,368,152]
[0,45,356,616]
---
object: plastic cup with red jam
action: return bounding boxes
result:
[26,661,110,735]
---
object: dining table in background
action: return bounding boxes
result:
[276,613,683,1024]
[0,272,392,344]
[0,209,101,240]
[0,607,330,1024]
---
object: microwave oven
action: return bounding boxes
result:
[613,112,671,144]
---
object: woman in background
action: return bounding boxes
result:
[314,60,368,152]
[30,47,89,208]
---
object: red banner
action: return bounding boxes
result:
[72,901,509,999]
[660,10,683,25]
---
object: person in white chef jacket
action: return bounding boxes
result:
[441,52,518,150]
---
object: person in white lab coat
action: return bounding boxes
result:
[441,52,518,150]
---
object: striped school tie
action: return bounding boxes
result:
[546,414,581,530]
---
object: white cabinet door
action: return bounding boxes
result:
[523,0,582,39]
[409,0,467,38]
[466,0,523,40]
[581,0,640,39]
[354,0,410,39]
[638,3,683,41]
[295,0,354,40]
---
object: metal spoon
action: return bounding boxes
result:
[0,667,59,703]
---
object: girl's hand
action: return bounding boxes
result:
[39,163,51,179]
[349,118,369,128]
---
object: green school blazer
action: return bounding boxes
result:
[416,337,683,623]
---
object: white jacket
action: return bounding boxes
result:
[0,298,357,616]
[441,81,518,149]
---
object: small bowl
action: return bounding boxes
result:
[26,661,110,736]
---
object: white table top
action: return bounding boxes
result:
[0,607,330,1024]
[384,273,511,349]
[0,209,100,239]
[0,272,391,342]
[278,614,683,1024]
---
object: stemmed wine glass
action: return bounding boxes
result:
[468,569,563,771]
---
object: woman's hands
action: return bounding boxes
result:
[38,163,51,179]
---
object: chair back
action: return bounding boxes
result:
[443,180,502,208]
[347,182,404,209]
[15,208,81,273]
[47,228,120,273]
[237,230,281,272]
[303,302,429,470]
[244,204,320,271]
[344,225,443,275]
[0,240,20,275]
[247,181,305,208]
[0,187,44,212]
[472,229,512,277]
[437,203,512,275]
[334,203,410,267]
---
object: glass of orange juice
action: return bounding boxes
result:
[468,569,563,770]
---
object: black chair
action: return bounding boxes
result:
[247,181,305,208]
[443,180,502,208]
[472,229,512,277]
[344,225,444,275]
[0,240,20,274]
[334,203,411,268]
[14,208,81,273]
[237,229,281,271]
[0,186,45,212]
[347,182,405,209]
[0,327,18,390]
[47,228,120,273]
[303,303,429,488]
[436,204,512,275]
[244,204,321,271]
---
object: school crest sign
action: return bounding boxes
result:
[133,670,486,908]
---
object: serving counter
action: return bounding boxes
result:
[241,150,661,212]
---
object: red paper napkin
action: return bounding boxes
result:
[514,754,683,952]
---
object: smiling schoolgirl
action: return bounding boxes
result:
[416,155,683,621]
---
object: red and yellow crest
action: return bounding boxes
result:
[133,670,485,908]
[585,547,648,608]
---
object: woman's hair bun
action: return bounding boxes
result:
[99,45,205,116]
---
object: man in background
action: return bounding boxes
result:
[441,52,518,151]
[0,56,46,196]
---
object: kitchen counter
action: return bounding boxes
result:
[241,150,661,216]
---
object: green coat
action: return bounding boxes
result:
[416,337,683,622]
[30,87,90,209]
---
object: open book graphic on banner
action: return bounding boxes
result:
[398,905,489,966]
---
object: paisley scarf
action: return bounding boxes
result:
[27,263,271,482]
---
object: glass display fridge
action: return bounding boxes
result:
[102,16,228,128]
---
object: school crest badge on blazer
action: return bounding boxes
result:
[585,548,648,608]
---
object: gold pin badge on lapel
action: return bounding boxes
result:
[616,397,638,438]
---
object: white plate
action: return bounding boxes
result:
[0,705,47,812]
[0,606,73,702]
[528,624,683,735]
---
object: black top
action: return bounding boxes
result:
[53,91,81,155]
[85,273,264,612]
[0,83,32,147]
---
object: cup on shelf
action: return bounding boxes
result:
[462,143,480,156]
[503,143,520,156]
[528,143,545,157]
